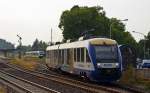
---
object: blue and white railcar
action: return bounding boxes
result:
[25,51,45,58]
[46,38,122,82]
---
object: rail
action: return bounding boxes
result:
[5,63,137,93]
[0,61,146,93]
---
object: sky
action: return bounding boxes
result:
[0,0,150,46]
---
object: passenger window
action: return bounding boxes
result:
[50,51,51,62]
[53,50,55,62]
[81,48,84,62]
[52,50,54,63]
[50,50,52,62]
[51,50,53,62]
[62,50,64,64]
[54,50,57,62]
[64,49,67,64]
[74,48,77,62]
[58,50,61,63]
[86,49,90,63]
[67,49,70,64]
[60,50,63,63]
[77,48,80,62]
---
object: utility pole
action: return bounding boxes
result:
[51,28,52,45]
[17,34,22,59]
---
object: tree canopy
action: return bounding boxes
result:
[146,32,150,50]
[59,5,110,40]
[59,5,136,46]
[31,39,48,51]
[138,31,150,58]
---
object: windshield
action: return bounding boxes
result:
[94,45,118,61]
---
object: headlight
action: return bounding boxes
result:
[115,63,119,67]
[97,63,101,67]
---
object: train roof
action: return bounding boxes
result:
[47,38,117,50]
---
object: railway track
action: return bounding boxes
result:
[0,67,60,93]
[0,62,104,93]
[0,61,146,93]
[31,69,146,93]
[30,63,147,93]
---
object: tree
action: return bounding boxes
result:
[59,5,110,40]
[146,32,150,49]
[59,5,136,46]
[31,39,48,51]
[138,31,150,58]
[38,41,48,51]
[145,32,150,58]
[32,39,39,51]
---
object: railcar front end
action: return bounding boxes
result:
[87,39,122,82]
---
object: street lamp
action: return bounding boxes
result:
[109,19,128,39]
[132,31,147,59]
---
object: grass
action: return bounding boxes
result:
[119,65,136,84]
[0,86,5,93]
[119,65,150,92]
[145,83,150,91]
[10,57,44,70]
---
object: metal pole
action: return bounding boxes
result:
[51,28,52,45]
[109,23,113,39]
[17,35,22,59]
[144,38,146,59]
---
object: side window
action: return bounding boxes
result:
[49,51,51,58]
[53,50,55,62]
[59,50,62,64]
[81,48,84,62]
[51,50,53,62]
[49,50,52,62]
[50,50,52,62]
[60,50,63,63]
[62,50,64,64]
[64,49,66,64]
[74,48,77,62]
[54,50,57,63]
[67,49,70,64]
[77,48,80,62]
[52,50,54,63]
[86,49,91,63]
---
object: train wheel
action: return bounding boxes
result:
[57,67,62,74]
[80,72,89,82]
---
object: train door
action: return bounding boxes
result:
[63,49,74,73]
